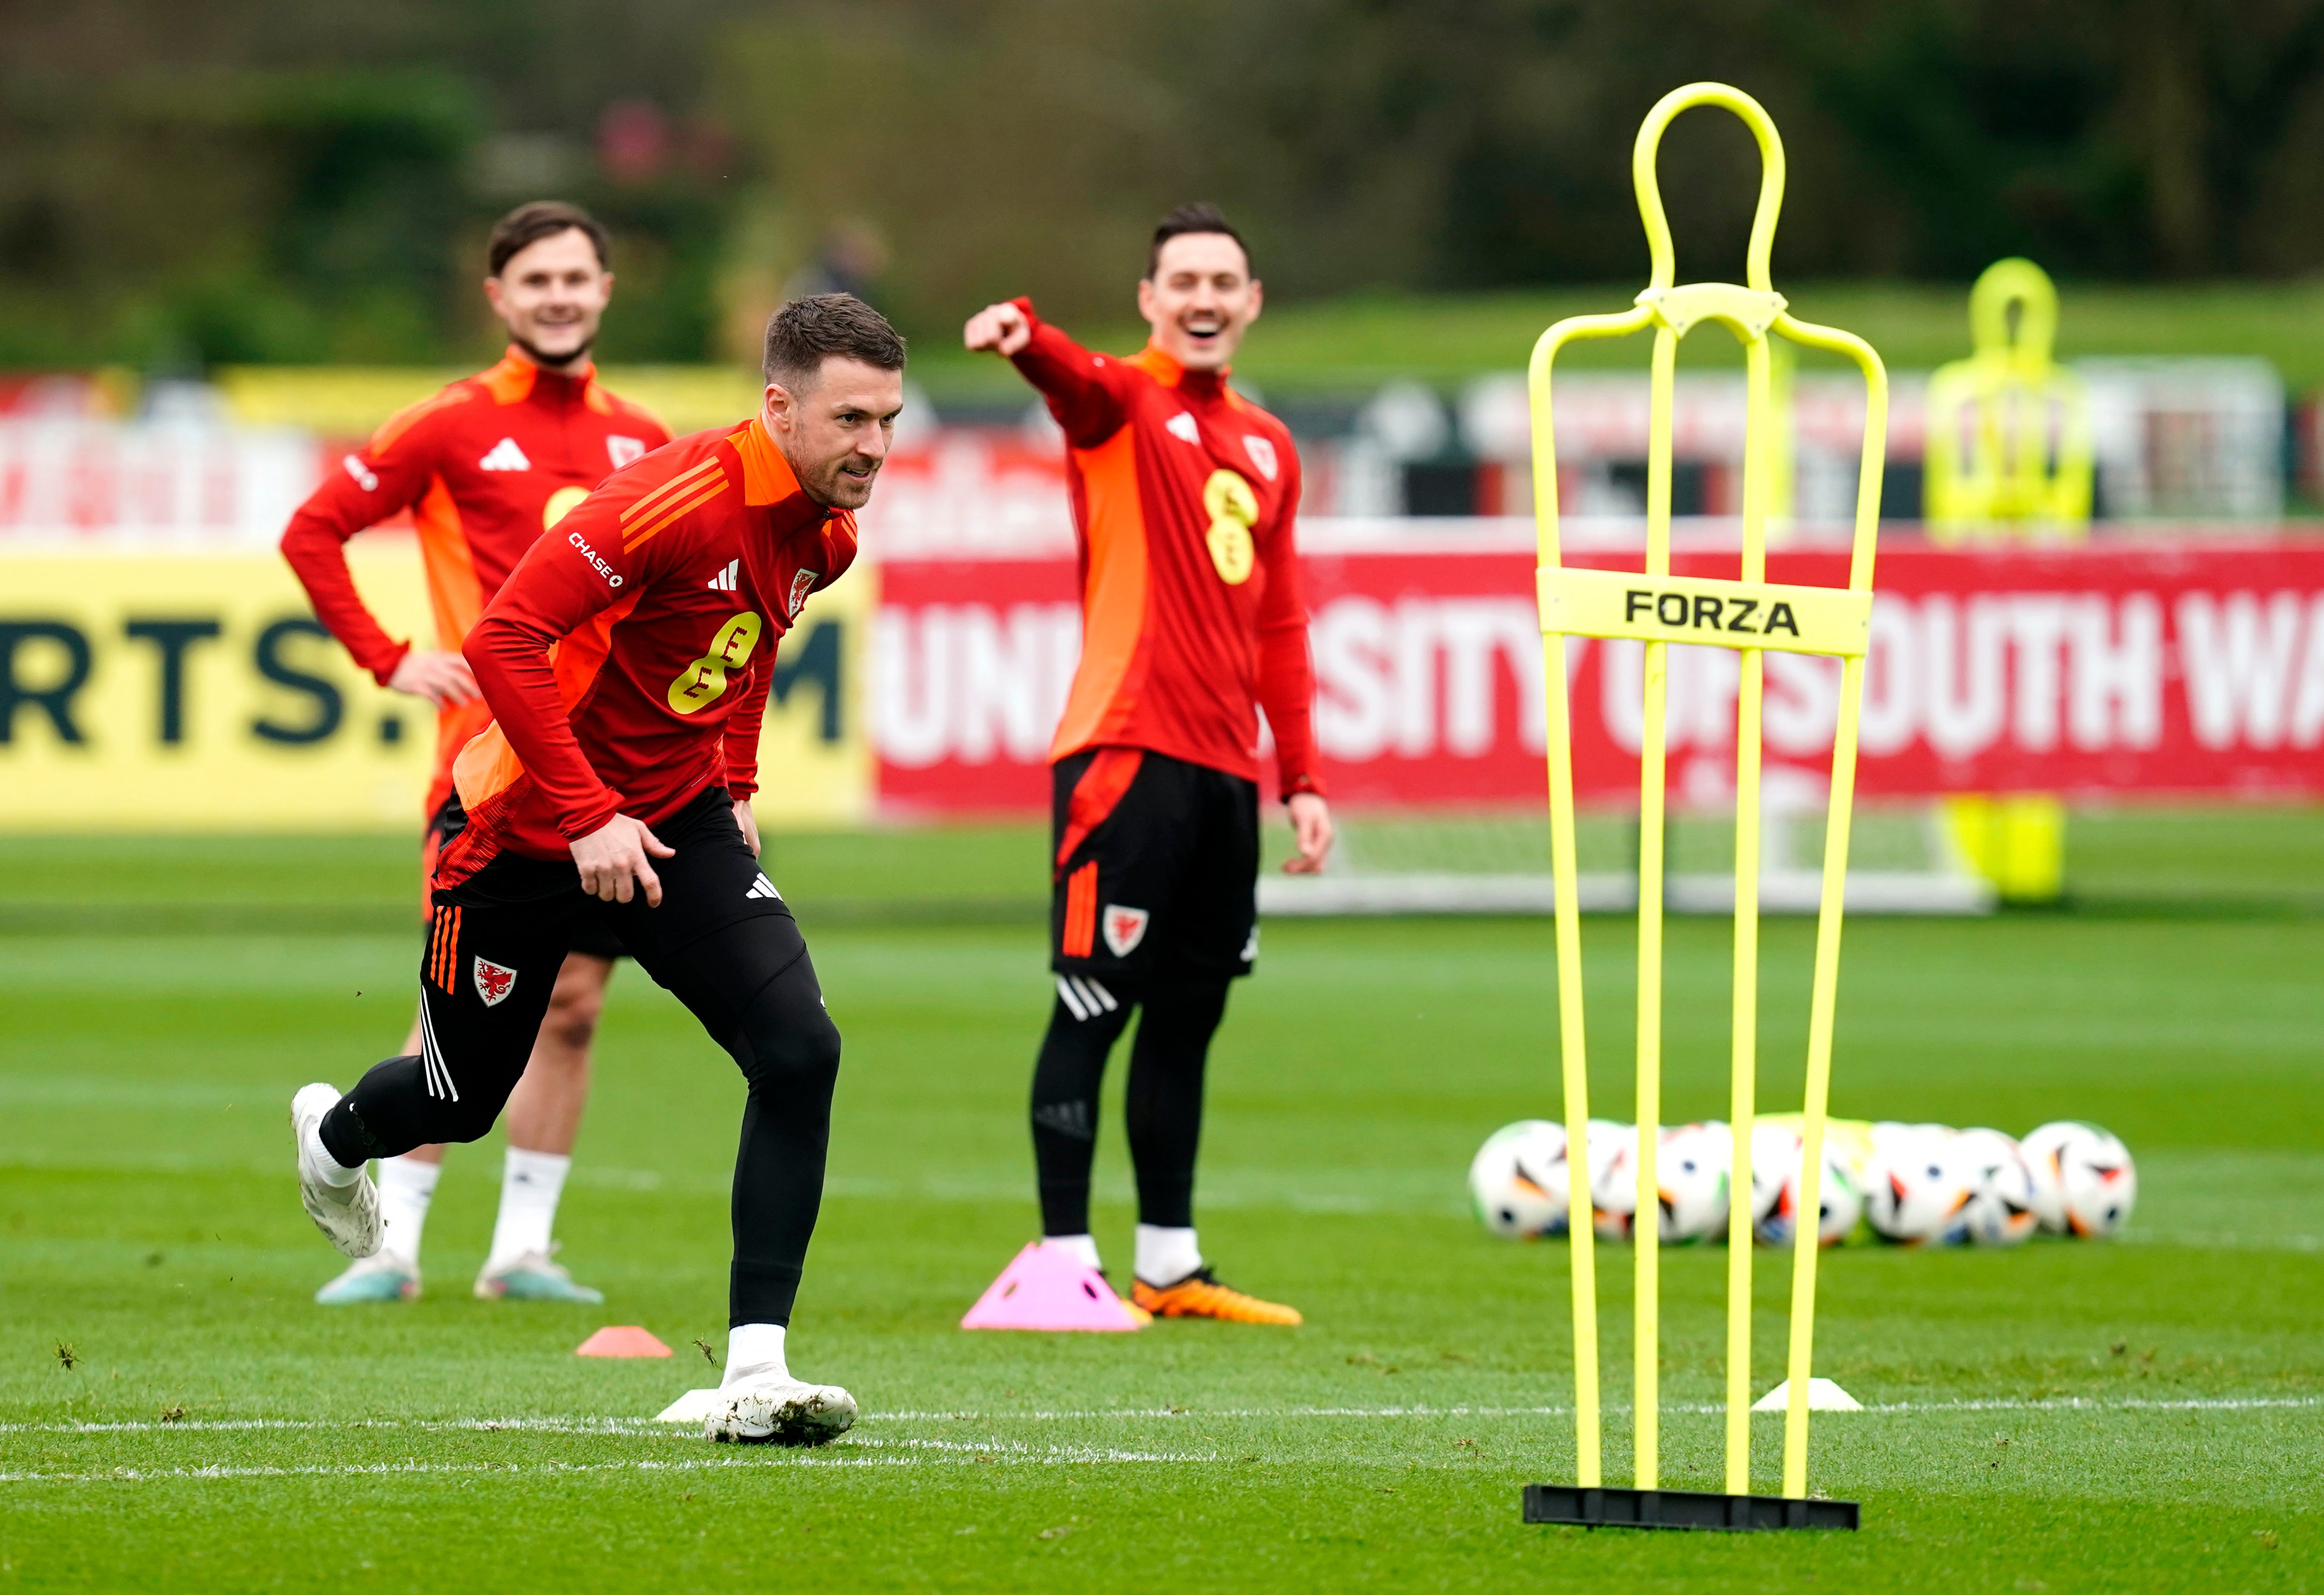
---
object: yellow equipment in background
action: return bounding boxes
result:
[1924,257,2087,902]
[1522,82,1884,1531]
[1923,258,2091,540]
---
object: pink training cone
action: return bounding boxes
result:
[961,1241,1147,1331]
[575,1325,673,1358]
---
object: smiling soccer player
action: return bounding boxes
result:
[964,204,1333,1325]
[279,202,670,1307]
[289,294,905,1445]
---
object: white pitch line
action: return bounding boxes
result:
[0,1417,668,1437]
[0,1445,1216,1487]
[4,1395,2315,1441]
[867,1396,2324,1421]
[2120,1230,2323,1254]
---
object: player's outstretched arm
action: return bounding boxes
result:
[963,296,1128,448]
[962,300,1032,357]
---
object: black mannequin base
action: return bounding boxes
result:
[1522,1483,1859,1531]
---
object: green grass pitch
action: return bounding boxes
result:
[2,822,2320,1591]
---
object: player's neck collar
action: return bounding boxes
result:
[734,416,806,511]
[1137,341,1229,398]
[483,346,596,402]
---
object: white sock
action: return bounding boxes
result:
[1134,1224,1202,1287]
[1041,1233,1103,1271]
[484,1147,570,1271]
[301,1119,361,1188]
[722,1322,788,1387]
[375,1155,440,1262]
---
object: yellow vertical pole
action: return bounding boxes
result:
[1632,323,1678,1491]
[1527,320,1611,1490]
[1782,655,1860,1495]
[1724,333,1772,1495]
[1544,636,1600,1488]
[1776,316,1887,1498]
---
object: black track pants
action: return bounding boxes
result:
[1029,974,1229,1235]
[319,787,841,1327]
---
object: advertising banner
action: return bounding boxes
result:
[10,523,2319,830]
[0,546,437,830]
[0,540,869,832]
[871,536,2324,813]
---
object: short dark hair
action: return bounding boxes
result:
[762,293,908,389]
[1146,202,1251,279]
[487,202,611,278]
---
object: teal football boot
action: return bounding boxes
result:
[475,1249,604,1303]
[315,1252,420,1304]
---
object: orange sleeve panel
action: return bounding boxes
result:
[411,475,484,653]
[1047,426,1148,759]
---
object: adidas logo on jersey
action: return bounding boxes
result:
[707,559,739,592]
[1164,411,1201,445]
[744,873,782,902]
[478,437,532,471]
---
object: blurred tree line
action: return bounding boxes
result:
[5,0,2323,370]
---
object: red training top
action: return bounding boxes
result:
[278,348,670,819]
[436,417,856,888]
[1007,300,1323,797]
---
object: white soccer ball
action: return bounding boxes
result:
[1586,1119,1639,1242]
[2019,1120,2138,1238]
[1749,1122,1865,1248]
[1955,1127,2038,1247]
[1467,1120,1572,1239]
[1653,1121,1732,1244]
[1864,1127,1973,1246]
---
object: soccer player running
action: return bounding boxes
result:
[290,293,903,1444]
[281,203,669,1306]
[963,204,1333,1325]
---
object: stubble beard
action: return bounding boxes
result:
[510,326,594,370]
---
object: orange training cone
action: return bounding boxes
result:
[961,1241,1147,1331]
[576,1325,673,1358]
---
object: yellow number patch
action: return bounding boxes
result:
[667,611,763,714]
[542,485,589,529]
[1202,469,1258,586]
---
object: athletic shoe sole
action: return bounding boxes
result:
[707,1383,858,1447]
[291,1083,382,1260]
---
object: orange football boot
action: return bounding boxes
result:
[1100,1272,1156,1327]
[1132,1267,1302,1326]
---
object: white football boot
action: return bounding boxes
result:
[291,1083,382,1259]
[705,1364,857,1447]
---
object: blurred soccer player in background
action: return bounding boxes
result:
[964,203,1333,1325]
[291,293,905,1445]
[279,202,669,1305]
